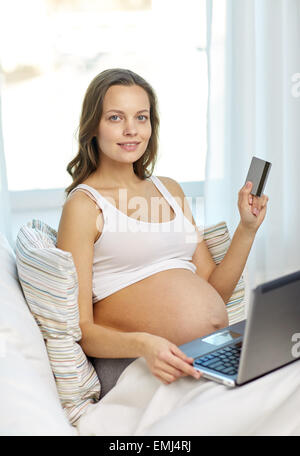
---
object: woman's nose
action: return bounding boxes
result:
[123,120,138,135]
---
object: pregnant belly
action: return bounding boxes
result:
[93,269,229,346]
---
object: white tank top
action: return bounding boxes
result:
[68,175,198,303]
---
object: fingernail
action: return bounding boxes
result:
[246,181,252,188]
[253,208,259,216]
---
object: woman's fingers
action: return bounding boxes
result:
[143,334,202,385]
[159,371,180,385]
[159,364,187,380]
[159,362,201,384]
[171,344,194,364]
[242,182,269,216]
[157,346,202,382]
[159,367,189,384]
[171,345,202,378]
[250,194,269,216]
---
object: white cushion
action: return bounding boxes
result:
[204,221,246,324]
[0,233,76,435]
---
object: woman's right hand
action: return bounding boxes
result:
[141,333,202,385]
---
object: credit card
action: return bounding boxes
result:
[245,156,272,196]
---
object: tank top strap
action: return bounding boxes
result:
[67,184,108,211]
[149,175,182,215]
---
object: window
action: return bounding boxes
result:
[1,0,207,191]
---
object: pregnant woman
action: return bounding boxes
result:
[57,68,269,397]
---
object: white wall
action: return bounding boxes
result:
[9,188,65,250]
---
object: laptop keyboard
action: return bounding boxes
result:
[194,343,242,376]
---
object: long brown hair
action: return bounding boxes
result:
[64,68,160,198]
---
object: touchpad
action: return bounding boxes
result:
[179,328,243,358]
[202,329,241,347]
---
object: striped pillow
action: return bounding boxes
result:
[15,219,100,426]
[203,221,245,325]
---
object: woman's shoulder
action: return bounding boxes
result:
[63,186,103,216]
[59,191,102,244]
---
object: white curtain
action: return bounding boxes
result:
[204,0,300,290]
[0,88,12,248]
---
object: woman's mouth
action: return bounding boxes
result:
[117,142,140,151]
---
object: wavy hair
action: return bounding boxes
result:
[64,68,160,198]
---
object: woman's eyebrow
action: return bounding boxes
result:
[105,109,149,114]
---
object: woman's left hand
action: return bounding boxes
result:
[238,181,269,234]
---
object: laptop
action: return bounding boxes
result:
[179,270,300,387]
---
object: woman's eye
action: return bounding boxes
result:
[109,115,120,121]
[138,115,148,121]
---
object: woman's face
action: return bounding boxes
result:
[96,84,152,164]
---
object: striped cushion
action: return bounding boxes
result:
[15,219,101,426]
[203,221,245,325]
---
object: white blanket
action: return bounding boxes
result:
[76,357,300,436]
